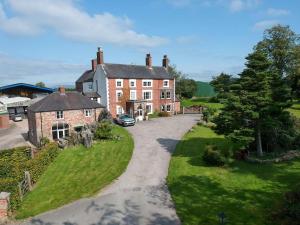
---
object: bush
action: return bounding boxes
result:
[0,178,20,210]
[202,145,226,166]
[158,111,170,117]
[269,184,300,225]
[95,121,113,140]
[98,109,113,122]
[39,137,50,147]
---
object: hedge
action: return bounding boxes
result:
[0,143,60,210]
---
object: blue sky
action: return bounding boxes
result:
[0,0,299,86]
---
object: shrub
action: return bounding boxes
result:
[98,109,113,122]
[39,137,50,147]
[95,121,113,140]
[269,184,300,225]
[158,111,170,117]
[202,145,226,166]
[0,178,20,210]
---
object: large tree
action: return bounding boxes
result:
[256,25,300,98]
[213,50,271,156]
[210,73,235,101]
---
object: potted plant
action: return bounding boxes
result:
[144,111,149,121]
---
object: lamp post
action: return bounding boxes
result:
[218,212,226,225]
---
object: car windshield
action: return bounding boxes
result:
[120,115,130,119]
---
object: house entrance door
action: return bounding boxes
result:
[137,109,144,121]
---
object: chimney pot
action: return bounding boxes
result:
[97,47,104,65]
[58,86,65,95]
[146,53,152,68]
[162,54,169,68]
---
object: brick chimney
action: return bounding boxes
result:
[91,59,97,71]
[146,53,152,68]
[58,86,65,95]
[97,47,104,65]
[162,55,169,69]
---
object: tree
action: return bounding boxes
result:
[290,45,300,98]
[168,65,197,98]
[35,82,46,88]
[214,50,272,156]
[256,25,300,97]
[210,73,235,101]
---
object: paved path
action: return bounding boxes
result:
[21,115,199,225]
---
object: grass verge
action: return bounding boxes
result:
[167,125,300,225]
[16,125,134,219]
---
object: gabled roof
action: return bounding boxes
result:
[0,83,54,93]
[76,70,94,83]
[102,63,173,79]
[28,92,104,112]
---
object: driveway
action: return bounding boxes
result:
[21,114,199,225]
[0,119,30,151]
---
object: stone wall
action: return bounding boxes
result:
[0,192,10,222]
[29,108,103,145]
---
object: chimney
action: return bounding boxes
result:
[97,47,104,65]
[58,86,65,95]
[162,55,169,68]
[146,53,152,68]
[91,59,97,71]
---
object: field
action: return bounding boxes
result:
[181,97,223,110]
[16,126,134,219]
[168,125,300,225]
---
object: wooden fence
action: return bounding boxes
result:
[18,171,32,201]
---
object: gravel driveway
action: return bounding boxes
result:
[21,114,199,225]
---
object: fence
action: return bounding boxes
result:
[183,106,204,114]
[18,171,32,201]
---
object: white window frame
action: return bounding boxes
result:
[84,109,92,117]
[142,90,152,100]
[161,105,165,112]
[116,90,123,102]
[160,91,165,99]
[129,79,136,88]
[166,91,171,99]
[142,79,152,87]
[163,80,169,87]
[56,111,64,119]
[166,104,171,112]
[146,103,153,114]
[116,79,123,88]
[116,105,123,115]
[130,90,137,100]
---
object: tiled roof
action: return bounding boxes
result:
[83,92,101,98]
[103,63,173,79]
[28,92,104,112]
[76,70,94,83]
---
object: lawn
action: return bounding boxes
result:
[181,97,223,110]
[167,125,300,225]
[16,125,134,219]
[288,102,300,118]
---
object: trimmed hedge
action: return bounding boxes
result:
[0,143,60,210]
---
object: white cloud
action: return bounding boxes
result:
[0,53,87,86]
[229,0,261,12]
[0,0,168,47]
[176,35,198,44]
[253,20,279,31]
[267,8,290,17]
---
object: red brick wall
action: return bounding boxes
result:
[28,108,102,146]
[0,114,9,129]
[108,78,176,117]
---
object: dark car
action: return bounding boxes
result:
[116,114,135,126]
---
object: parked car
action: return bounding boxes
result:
[12,114,23,122]
[116,114,135,126]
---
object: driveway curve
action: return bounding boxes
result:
[22,114,199,225]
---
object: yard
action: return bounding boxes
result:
[16,125,134,219]
[167,125,300,225]
[181,97,223,110]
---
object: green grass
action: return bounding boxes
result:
[181,97,223,110]
[288,103,300,118]
[167,126,300,225]
[16,126,134,219]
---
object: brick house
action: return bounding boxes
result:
[76,48,180,119]
[27,87,104,146]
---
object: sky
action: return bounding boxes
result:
[0,0,299,87]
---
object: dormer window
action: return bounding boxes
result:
[56,111,64,119]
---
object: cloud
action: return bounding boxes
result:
[229,0,261,12]
[166,0,261,12]
[176,35,198,44]
[0,0,168,47]
[253,20,279,31]
[267,8,290,17]
[0,53,87,86]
